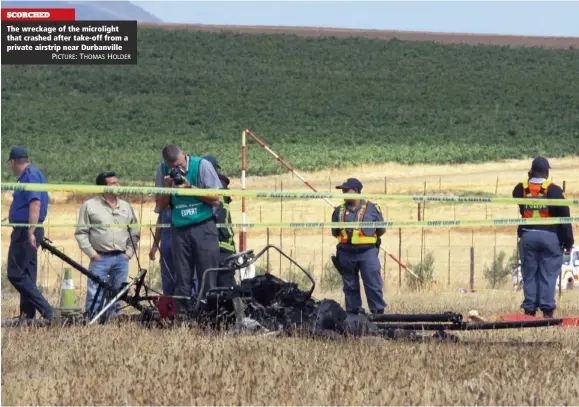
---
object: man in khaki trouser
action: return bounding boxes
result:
[75,171,140,317]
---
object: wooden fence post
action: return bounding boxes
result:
[384,176,387,194]
[398,228,402,288]
[280,180,283,272]
[447,229,451,287]
[470,247,475,292]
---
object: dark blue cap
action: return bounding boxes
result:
[7,146,28,161]
[531,156,551,172]
[203,155,221,171]
[335,178,363,192]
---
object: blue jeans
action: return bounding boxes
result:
[85,253,129,317]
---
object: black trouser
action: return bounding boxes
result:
[217,249,236,288]
[7,227,53,319]
[171,219,220,314]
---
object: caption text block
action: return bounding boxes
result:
[2,20,137,65]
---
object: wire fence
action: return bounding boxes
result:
[1,172,577,298]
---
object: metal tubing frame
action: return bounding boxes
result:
[195,244,316,312]
[375,318,563,331]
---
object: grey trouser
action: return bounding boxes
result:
[217,250,236,288]
[519,229,563,312]
[171,219,220,313]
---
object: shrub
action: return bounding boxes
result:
[405,251,436,291]
[483,250,518,289]
[320,260,343,292]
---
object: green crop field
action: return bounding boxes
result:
[2,27,578,183]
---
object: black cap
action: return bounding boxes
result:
[531,156,551,172]
[203,155,221,171]
[96,171,116,186]
[7,146,28,161]
[335,178,363,192]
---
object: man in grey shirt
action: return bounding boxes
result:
[75,171,140,317]
[155,145,222,315]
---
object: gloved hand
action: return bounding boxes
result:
[375,236,382,249]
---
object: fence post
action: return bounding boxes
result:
[495,176,499,194]
[266,228,270,270]
[470,247,475,292]
[562,180,566,192]
[382,251,387,282]
[417,203,422,221]
[384,176,387,194]
[447,229,451,287]
[279,181,283,272]
[398,228,402,288]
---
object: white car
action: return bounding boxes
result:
[512,245,579,291]
[558,245,579,290]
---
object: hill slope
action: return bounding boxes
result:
[2,26,578,183]
[1,1,162,22]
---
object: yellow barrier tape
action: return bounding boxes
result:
[2,182,578,206]
[2,217,578,229]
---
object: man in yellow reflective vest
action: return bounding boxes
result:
[203,155,237,288]
[331,178,387,315]
[512,157,574,318]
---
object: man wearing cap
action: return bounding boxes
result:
[204,155,237,287]
[331,178,387,315]
[6,147,53,322]
[154,145,222,315]
[512,157,574,318]
[75,171,141,317]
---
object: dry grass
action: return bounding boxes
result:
[2,290,579,405]
[2,158,579,405]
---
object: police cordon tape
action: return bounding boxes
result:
[2,182,579,206]
[2,217,579,230]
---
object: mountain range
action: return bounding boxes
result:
[2,1,162,22]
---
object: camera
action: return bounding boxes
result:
[168,166,186,186]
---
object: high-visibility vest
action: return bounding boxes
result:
[337,202,378,245]
[218,197,235,253]
[522,180,552,218]
[161,157,214,227]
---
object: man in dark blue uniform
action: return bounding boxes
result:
[512,156,574,318]
[331,178,387,315]
[6,147,53,322]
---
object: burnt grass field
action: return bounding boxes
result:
[1,26,579,183]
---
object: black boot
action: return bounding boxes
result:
[524,309,536,317]
[542,309,554,318]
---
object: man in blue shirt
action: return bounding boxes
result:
[6,147,53,322]
[331,178,387,315]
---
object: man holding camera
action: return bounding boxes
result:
[154,144,222,315]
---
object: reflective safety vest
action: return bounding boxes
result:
[217,197,236,253]
[161,156,215,227]
[522,180,552,218]
[336,202,378,245]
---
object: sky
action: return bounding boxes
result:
[134,1,579,37]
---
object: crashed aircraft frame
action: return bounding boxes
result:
[6,238,562,340]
